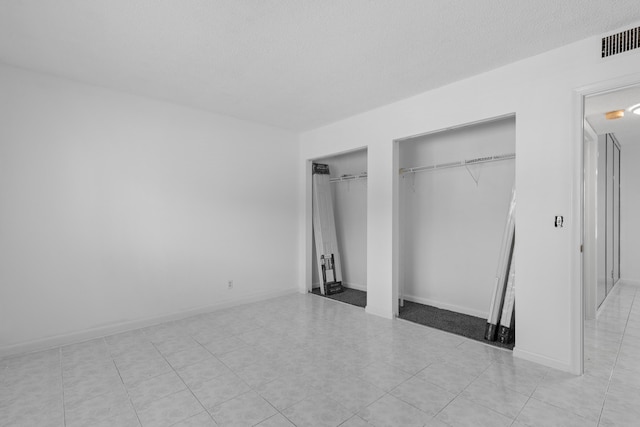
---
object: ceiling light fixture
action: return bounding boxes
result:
[630,104,640,115]
[605,110,625,120]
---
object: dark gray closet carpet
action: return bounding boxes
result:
[398,300,514,350]
[311,287,367,308]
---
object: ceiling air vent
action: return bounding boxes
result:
[602,26,639,58]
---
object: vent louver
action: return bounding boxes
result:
[602,26,640,58]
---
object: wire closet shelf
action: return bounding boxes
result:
[400,153,515,175]
[329,172,368,183]
[327,152,515,182]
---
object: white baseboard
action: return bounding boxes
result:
[596,278,640,316]
[312,282,367,292]
[513,347,575,374]
[0,287,298,358]
[365,305,393,319]
[401,294,488,319]
[343,282,366,292]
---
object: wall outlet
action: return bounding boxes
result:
[227,280,233,289]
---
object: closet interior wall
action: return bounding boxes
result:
[312,149,368,291]
[399,117,516,318]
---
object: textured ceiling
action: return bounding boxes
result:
[1,1,640,131]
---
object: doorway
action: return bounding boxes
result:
[582,82,640,374]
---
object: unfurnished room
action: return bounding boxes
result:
[2,2,640,426]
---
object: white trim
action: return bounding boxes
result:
[392,139,400,317]
[395,316,513,355]
[393,113,516,143]
[302,160,313,294]
[513,347,576,374]
[575,74,640,98]
[402,294,489,319]
[583,120,598,321]
[596,279,638,317]
[573,73,640,376]
[0,287,298,358]
[596,278,624,316]
[343,282,367,292]
[572,85,586,376]
[312,281,367,292]
[366,304,393,319]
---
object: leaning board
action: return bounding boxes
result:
[497,252,516,344]
[312,163,343,295]
[485,188,515,341]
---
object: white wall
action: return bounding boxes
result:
[298,22,640,373]
[311,150,367,291]
[0,64,298,354]
[621,137,640,283]
[400,118,515,317]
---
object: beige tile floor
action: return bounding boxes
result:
[1,281,639,426]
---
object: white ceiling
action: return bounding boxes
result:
[586,86,640,145]
[1,1,640,131]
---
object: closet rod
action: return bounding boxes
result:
[400,153,515,175]
[330,173,368,183]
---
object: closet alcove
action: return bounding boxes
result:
[311,148,368,307]
[397,116,516,348]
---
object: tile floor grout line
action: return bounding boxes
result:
[149,340,214,424]
[520,365,563,423]
[427,357,504,423]
[509,394,533,427]
[110,355,145,427]
[391,357,453,420]
[358,391,392,423]
[156,335,280,423]
[252,389,286,426]
[59,346,67,427]
[110,348,169,389]
[164,410,208,427]
[62,356,125,423]
[596,286,637,427]
[526,395,599,425]
[276,401,302,426]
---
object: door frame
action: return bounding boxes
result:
[574,74,640,375]
[583,120,598,321]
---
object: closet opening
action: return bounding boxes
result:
[310,148,368,308]
[397,115,516,349]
